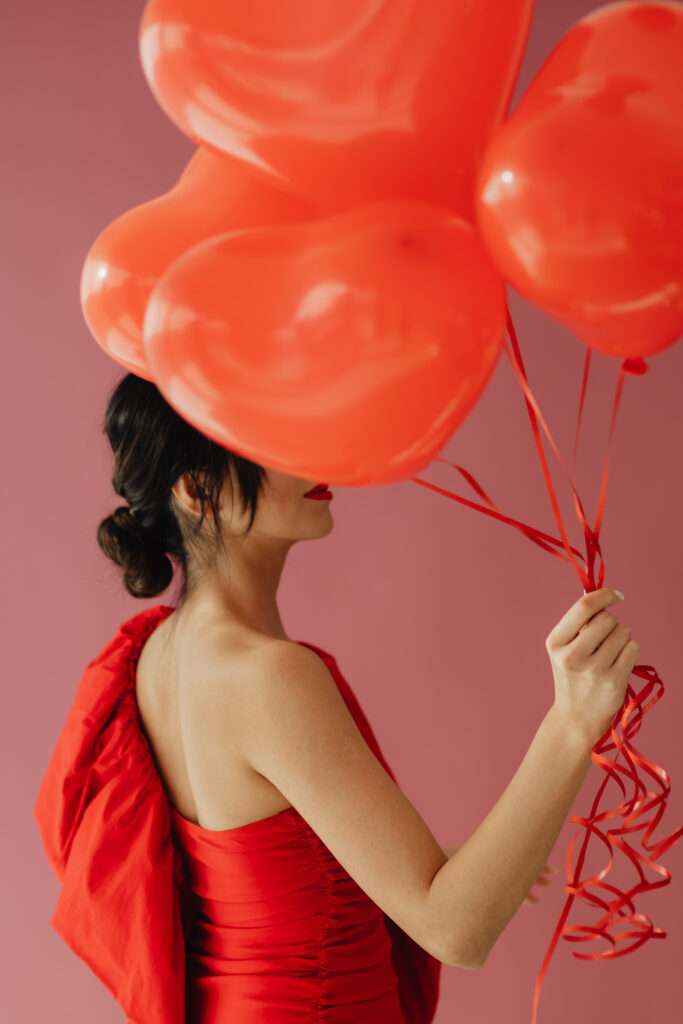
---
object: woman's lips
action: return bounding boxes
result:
[304,482,333,499]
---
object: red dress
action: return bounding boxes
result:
[33,604,442,1023]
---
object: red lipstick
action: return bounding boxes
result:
[304,482,333,500]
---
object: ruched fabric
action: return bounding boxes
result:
[34,604,442,1023]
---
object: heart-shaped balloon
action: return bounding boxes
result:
[139,0,534,221]
[143,201,506,485]
[80,147,314,378]
[476,1,683,359]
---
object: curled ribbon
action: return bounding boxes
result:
[411,308,683,1023]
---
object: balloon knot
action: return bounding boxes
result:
[622,356,648,375]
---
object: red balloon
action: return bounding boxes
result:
[80,147,313,378]
[143,202,506,485]
[138,0,533,220]
[476,1,683,359]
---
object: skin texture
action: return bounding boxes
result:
[442,845,555,904]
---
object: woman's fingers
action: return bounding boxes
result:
[525,863,558,903]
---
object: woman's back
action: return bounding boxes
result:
[134,606,295,833]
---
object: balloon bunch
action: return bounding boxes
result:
[79,2,683,1020]
[81,0,533,483]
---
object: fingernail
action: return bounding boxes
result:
[614,589,625,601]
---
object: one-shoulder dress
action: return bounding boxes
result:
[33,604,442,1023]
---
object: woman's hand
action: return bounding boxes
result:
[442,845,557,904]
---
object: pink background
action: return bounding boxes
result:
[5,2,682,1021]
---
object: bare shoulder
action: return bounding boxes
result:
[179,631,332,724]
[208,634,344,741]
[238,636,336,687]
[221,636,344,730]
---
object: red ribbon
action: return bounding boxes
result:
[411,308,683,1022]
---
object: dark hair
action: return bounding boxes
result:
[97,373,267,603]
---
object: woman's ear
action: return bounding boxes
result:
[171,471,205,520]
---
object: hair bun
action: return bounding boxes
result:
[96,505,174,598]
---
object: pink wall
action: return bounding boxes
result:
[6,2,682,1021]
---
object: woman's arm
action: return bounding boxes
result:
[441,844,557,904]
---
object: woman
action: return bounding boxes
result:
[34,372,638,1023]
